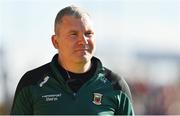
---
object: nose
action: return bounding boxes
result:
[78,35,88,45]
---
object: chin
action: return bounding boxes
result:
[75,55,92,63]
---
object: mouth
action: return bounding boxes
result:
[75,49,88,52]
[74,45,90,53]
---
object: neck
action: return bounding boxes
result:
[58,56,91,74]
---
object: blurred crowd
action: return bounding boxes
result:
[130,80,180,115]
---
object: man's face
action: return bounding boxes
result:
[54,15,96,64]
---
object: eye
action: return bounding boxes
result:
[85,31,94,38]
[69,32,78,39]
[70,32,77,36]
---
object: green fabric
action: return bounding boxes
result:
[11,57,134,115]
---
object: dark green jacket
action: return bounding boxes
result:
[11,55,134,115]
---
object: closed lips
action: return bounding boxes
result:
[75,49,88,52]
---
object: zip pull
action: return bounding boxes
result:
[73,93,76,96]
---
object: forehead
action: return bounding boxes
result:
[60,15,93,30]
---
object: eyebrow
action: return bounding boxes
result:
[69,30,78,33]
[86,30,94,33]
[67,29,94,34]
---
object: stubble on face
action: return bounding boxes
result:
[56,15,96,65]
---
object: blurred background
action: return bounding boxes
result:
[0,0,180,114]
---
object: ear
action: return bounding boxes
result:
[51,35,59,49]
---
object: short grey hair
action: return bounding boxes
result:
[54,5,90,34]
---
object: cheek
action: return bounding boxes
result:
[60,39,75,52]
[88,39,96,50]
[57,40,63,50]
[56,39,67,52]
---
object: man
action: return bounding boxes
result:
[11,5,134,115]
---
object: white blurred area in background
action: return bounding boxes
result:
[0,0,180,114]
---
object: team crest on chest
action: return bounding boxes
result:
[92,93,103,105]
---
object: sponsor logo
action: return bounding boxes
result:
[92,93,103,105]
[42,93,62,102]
[39,76,49,87]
